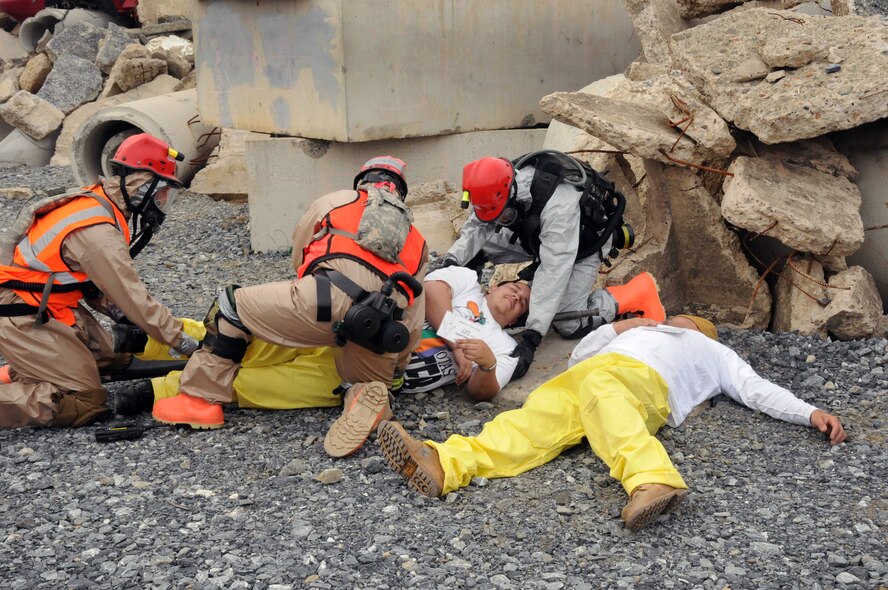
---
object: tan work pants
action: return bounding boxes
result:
[0,290,129,427]
[179,273,402,404]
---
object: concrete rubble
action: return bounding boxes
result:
[0,5,201,178]
[536,1,888,339]
[0,0,884,342]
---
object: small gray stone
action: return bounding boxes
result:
[279,459,309,477]
[835,572,859,583]
[314,468,342,484]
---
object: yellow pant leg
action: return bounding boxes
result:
[152,343,342,409]
[428,369,587,494]
[577,353,686,495]
[138,318,206,361]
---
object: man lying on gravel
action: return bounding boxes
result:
[112,266,532,416]
[376,314,847,531]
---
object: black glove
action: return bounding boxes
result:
[441,257,459,268]
[509,329,542,380]
[111,323,148,354]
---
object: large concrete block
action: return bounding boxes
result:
[193,0,639,141]
[246,129,546,252]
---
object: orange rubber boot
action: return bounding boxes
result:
[0,365,10,384]
[152,393,224,429]
[606,272,666,322]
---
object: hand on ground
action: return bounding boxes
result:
[810,410,847,445]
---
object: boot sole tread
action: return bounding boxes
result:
[377,422,441,497]
[625,490,688,531]
[324,383,389,457]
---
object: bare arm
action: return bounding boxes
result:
[454,339,500,400]
[424,280,454,330]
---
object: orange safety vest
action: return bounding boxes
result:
[0,184,130,326]
[297,190,426,303]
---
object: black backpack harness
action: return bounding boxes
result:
[502,150,629,280]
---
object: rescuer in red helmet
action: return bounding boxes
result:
[441,150,658,380]
[150,156,430,459]
[0,133,199,428]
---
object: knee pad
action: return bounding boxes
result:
[203,285,251,332]
[201,284,250,363]
[202,331,248,363]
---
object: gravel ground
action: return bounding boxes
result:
[1,165,886,590]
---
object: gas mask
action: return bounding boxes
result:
[120,174,179,258]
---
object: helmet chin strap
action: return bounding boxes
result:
[119,173,163,258]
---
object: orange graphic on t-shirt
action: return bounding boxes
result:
[467,301,481,319]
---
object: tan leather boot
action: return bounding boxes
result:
[621,483,688,531]
[324,381,392,457]
[377,420,444,497]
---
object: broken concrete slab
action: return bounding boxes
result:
[540,91,725,166]
[96,23,135,75]
[407,180,464,257]
[664,165,771,327]
[0,66,22,102]
[772,257,828,337]
[622,0,687,65]
[822,266,883,339]
[18,53,52,93]
[50,74,179,166]
[0,28,27,61]
[753,136,858,180]
[145,35,193,60]
[0,90,65,140]
[760,30,826,69]
[609,72,736,159]
[189,155,247,201]
[110,57,167,93]
[246,129,546,252]
[101,44,166,97]
[45,20,105,63]
[190,129,260,200]
[722,156,864,256]
[542,75,626,156]
[37,53,103,114]
[670,8,888,143]
[136,0,192,26]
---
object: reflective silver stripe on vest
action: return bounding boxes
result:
[15,204,115,284]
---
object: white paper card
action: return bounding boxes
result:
[436,310,483,341]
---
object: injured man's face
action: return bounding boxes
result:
[485,281,531,328]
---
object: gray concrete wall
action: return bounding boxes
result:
[835,119,888,311]
[246,129,546,252]
[193,0,640,141]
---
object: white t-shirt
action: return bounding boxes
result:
[568,324,818,428]
[403,267,519,393]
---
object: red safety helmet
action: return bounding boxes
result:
[110,133,185,187]
[462,157,515,222]
[354,155,408,198]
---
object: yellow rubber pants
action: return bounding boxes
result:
[138,319,342,409]
[427,352,687,495]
